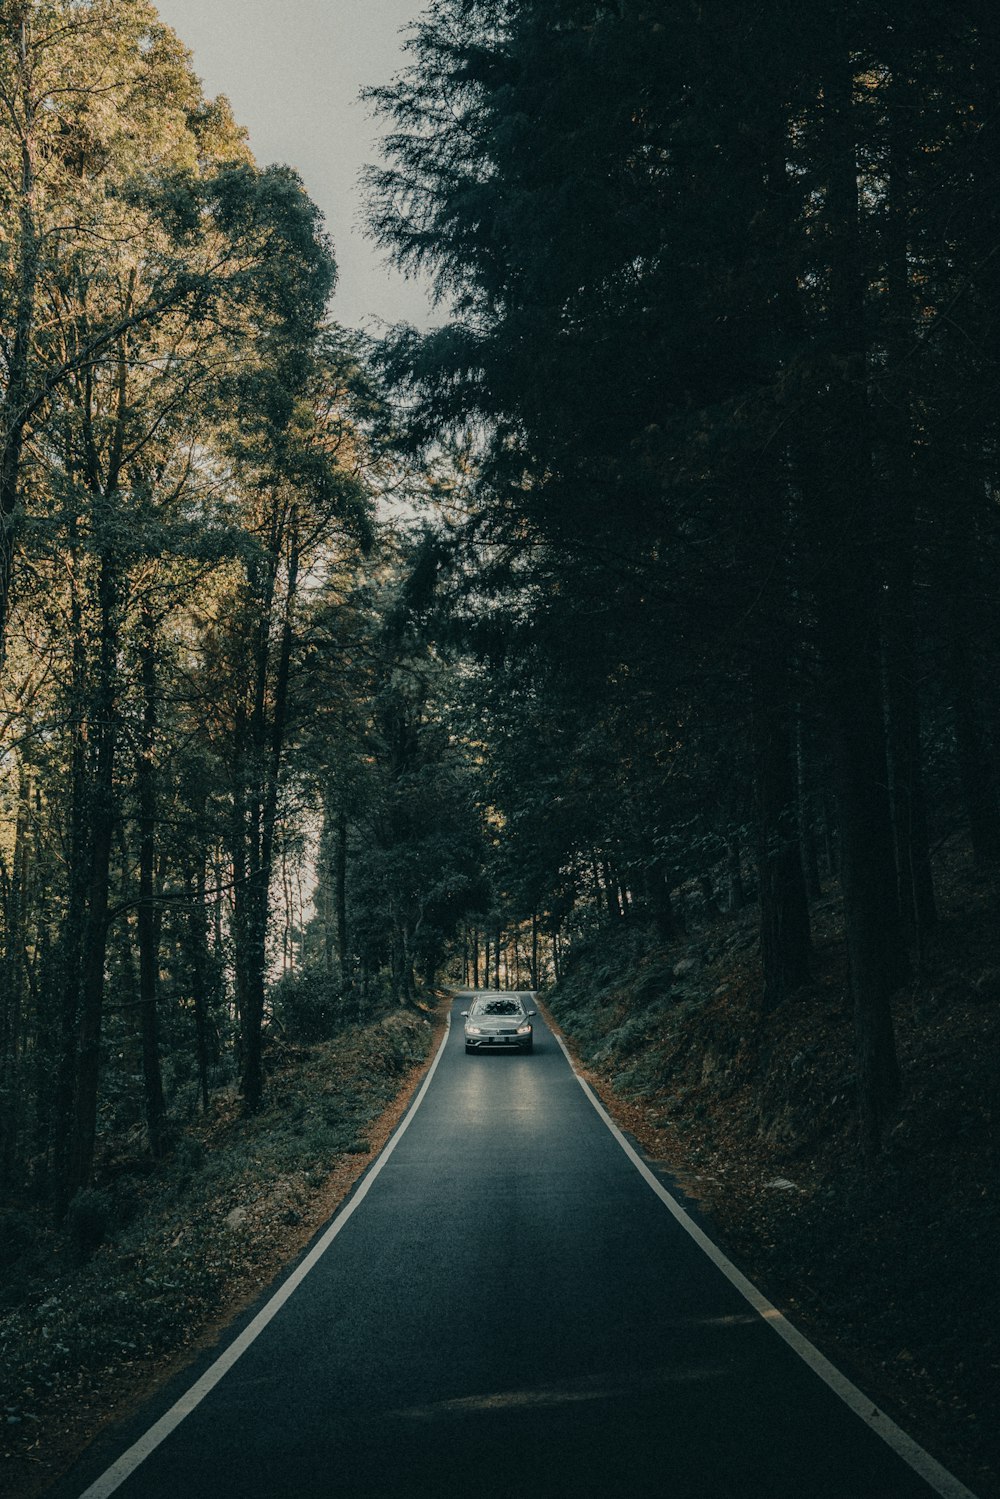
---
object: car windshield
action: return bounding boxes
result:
[472,999,523,1017]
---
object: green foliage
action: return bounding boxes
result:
[270,968,346,1045]
[0,0,393,1210]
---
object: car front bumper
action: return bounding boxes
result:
[464,1033,532,1050]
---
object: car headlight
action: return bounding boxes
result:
[466,1025,482,1035]
[516,1023,532,1034]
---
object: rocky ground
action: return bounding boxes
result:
[544,840,1000,1499]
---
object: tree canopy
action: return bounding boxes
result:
[5,0,1000,1234]
[366,0,1000,1151]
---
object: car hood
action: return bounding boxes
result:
[466,1017,528,1032]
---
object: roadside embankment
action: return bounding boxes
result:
[1,1002,445,1499]
[544,846,1000,1499]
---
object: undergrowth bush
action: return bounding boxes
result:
[270,967,346,1043]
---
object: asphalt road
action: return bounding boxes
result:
[59,994,973,1499]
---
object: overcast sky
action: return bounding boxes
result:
[154,0,438,331]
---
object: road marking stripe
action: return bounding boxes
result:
[549,1025,979,1499]
[77,1014,453,1499]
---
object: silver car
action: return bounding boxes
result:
[461,994,536,1054]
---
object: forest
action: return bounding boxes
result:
[363,0,1000,1152]
[1,5,1000,1477]
[5,2,1000,1487]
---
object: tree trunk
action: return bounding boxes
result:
[236,865,268,1112]
[817,45,905,1152]
[186,863,213,1114]
[796,719,823,901]
[0,766,30,1183]
[746,115,812,1009]
[879,70,936,943]
[65,546,121,1205]
[137,606,167,1157]
[52,550,88,1220]
[236,503,300,1113]
[334,808,348,977]
[821,791,838,879]
[752,656,811,1009]
[0,16,39,670]
[884,628,937,941]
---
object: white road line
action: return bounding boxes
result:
[77,1014,453,1499]
[547,1024,980,1499]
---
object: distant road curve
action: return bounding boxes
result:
[57,993,979,1499]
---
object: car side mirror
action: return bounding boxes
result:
[460,1010,469,1017]
[527,1010,537,1017]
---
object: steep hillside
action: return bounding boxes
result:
[545,841,1000,1499]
